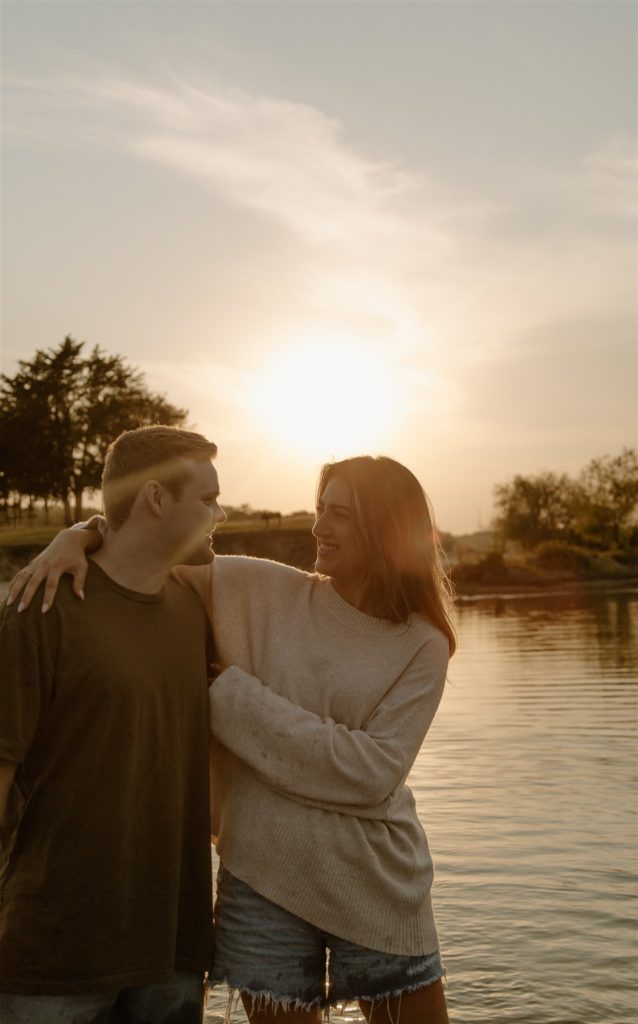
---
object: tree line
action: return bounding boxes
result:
[2,339,636,551]
[493,449,638,553]
[0,338,186,525]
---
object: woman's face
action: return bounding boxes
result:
[313,476,367,596]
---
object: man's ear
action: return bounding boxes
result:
[142,479,166,517]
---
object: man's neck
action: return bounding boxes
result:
[91,530,170,594]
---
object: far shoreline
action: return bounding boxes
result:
[454,577,638,601]
[2,575,637,607]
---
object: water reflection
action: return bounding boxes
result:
[455,587,638,676]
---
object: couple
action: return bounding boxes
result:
[0,425,456,1024]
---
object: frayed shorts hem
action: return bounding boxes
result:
[214,984,323,1022]
[211,969,446,1020]
[342,965,447,1003]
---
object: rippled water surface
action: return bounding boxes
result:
[204,588,637,1023]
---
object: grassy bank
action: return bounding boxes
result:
[0,516,315,548]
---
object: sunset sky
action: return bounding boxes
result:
[2,0,636,533]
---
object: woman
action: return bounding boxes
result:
[10,455,456,1024]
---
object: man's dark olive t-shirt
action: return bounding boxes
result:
[0,561,213,994]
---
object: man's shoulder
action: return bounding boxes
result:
[165,573,209,613]
[163,575,210,642]
[0,574,79,645]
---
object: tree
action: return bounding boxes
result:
[493,471,576,551]
[573,448,638,549]
[0,337,187,523]
[493,450,638,553]
[0,366,65,523]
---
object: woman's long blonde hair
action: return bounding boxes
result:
[316,456,456,655]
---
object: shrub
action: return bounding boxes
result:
[612,549,638,567]
[451,550,509,586]
[532,540,591,573]
[589,553,630,578]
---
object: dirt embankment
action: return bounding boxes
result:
[213,529,317,570]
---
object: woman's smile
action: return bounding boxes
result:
[317,542,340,555]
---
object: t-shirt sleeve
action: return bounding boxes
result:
[0,618,55,764]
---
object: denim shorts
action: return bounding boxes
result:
[211,865,445,1012]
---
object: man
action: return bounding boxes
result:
[0,425,225,1024]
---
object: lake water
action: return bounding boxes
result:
[205,588,638,1023]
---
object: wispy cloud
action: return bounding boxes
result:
[5,73,428,247]
[583,136,638,219]
[126,82,419,247]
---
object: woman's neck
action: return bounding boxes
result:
[331,576,377,616]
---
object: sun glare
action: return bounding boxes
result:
[252,338,398,458]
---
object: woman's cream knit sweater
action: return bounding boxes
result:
[175,555,449,957]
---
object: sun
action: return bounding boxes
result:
[251,337,398,459]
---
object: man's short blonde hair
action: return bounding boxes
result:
[102,425,217,530]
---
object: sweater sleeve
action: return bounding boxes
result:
[208,633,448,810]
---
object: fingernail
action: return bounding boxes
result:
[79,590,85,600]
[17,602,25,613]
[41,604,49,614]
[6,595,13,606]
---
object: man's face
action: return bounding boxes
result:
[164,460,226,566]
